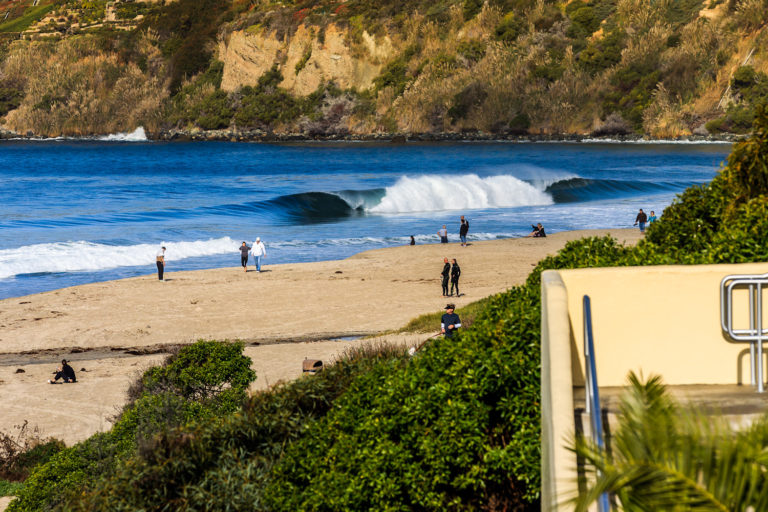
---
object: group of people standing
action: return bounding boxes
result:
[436,216,471,246]
[633,209,658,233]
[440,257,461,297]
[239,238,267,272]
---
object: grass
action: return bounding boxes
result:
[397,296,493,334]
[0,3,54,33]
[0,479,22,497]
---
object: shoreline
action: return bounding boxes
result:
[0,126,743,143]
[0,229,642,446]
[0,229,642,356]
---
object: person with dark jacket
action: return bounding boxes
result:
[459,216,470,246]
[450,258,461,297]
[441,303,461,338]
[48,359,76,384]
[441,257,451,297]
[239,241,251,272]
[634,209,648,233]
[527,223,546,237]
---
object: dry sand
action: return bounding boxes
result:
[0,229,641,448]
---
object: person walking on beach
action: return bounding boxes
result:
[48,359,76,384]
[441,257,451,297]
[441,303,461,338]
[251,237,267,272]
[239,241,251,272]
[450,258,461,297]
[156,246,166,281]
[648,210,658,224]
[634,209,648,233]
[438,225,448,243]
[459,216,469,247]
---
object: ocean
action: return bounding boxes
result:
[0,132,731,299]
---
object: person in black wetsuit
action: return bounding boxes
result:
[239,241,251,272]
[450,258,461,297]
[441,257,450,297]
[527,223,546,237]
[49,359,76,384]
[410,235,415,246]
[459,216,469,246]
[441,304,461,338]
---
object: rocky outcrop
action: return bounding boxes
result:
[218,23,394,95]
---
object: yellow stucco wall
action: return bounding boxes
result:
[561,262,768,387]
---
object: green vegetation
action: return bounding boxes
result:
[0,3,54,33]
[7,340,255,512]
[707,66,768,134]
[398,295,494,333]
[0,480,22,497]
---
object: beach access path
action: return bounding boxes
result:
[0,229,640,448]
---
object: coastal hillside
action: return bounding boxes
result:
[0,0,766,138]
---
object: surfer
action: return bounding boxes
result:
[527,223,546,237]
[450,258,461,297]
[441,257,450,297]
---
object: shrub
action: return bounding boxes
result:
[508,112,531,134]
[0,422,64,482]
[448,81,488,121]
[494,12,523,42]
[457,39,486,63]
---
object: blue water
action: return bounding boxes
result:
[0,140,731,299]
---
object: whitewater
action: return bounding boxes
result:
[0,140,730,298]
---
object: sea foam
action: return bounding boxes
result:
[0,237,238,279]
[369,174,553,213]
[97,127,148,142]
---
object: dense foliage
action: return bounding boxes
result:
[7,340,255,512]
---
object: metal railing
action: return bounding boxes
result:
[583,295,610,512]
[720,273,768,392]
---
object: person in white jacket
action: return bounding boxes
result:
[251,237,267,272]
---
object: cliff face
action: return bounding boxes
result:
[219,24,394,95]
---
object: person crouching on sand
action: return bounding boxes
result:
[527,223,546,237]
[48,359,76,384]
[441,304,461,338]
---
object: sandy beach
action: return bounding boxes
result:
[0,229,640,447]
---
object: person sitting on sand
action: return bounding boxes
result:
[48,359,76,384]
[441,303,461,338]
[527,223,546,237]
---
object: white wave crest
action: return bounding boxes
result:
[369,174,553,213]
[0,237,238,279]
[97,127,148,142]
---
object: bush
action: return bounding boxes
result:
[8,340,256,512]
[0,422,64,482]
[448,81,488,121]
[457,39,486,63]
[494,12,523,42]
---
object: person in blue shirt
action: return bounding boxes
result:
[441,303,461,338]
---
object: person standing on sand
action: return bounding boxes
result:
[441,257,451,297]
[156,246,166,281]
[251,237,266,272]
[441,303,461,338]
[48,359,76,384]
[450,258,461,297]
[438,225,448,243]
[410,235,415,246]
[239,241,251,272]
[648,210,658,224]
[634,208,648,233]
[459,216,469,247]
